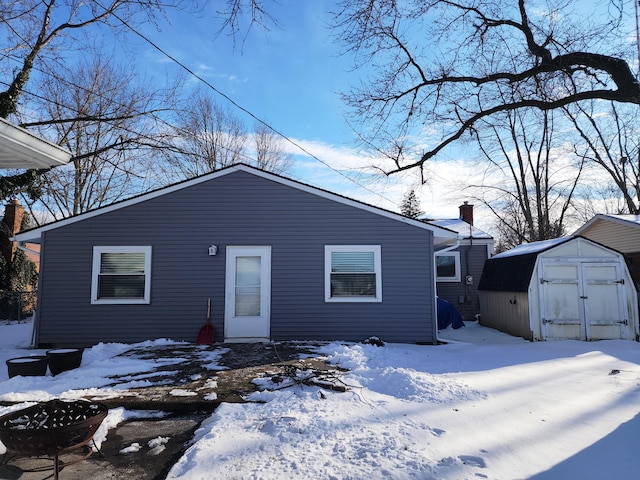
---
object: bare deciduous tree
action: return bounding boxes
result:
[253,122,292,175]
[332,0,638,177]
[168,89,249,179]
[468,108,583,248]
[23,56,175,219]
[563,101,640,215]
[0,0,186,118]
[165,89,293,179]
[0,0,188,199]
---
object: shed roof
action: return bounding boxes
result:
[0,117,71,169]
[479,237,575,292]
[13,163,459,245]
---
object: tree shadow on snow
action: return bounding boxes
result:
[528,412,640,480]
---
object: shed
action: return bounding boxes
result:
[13,164,458,347]
[478,236,639,341]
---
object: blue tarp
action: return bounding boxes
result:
[437,297,465,330]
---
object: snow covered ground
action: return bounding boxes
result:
[1,319,640,479]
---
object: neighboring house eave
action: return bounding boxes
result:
[435,237,494,251]
[13,163,459,245]
[574,214,640,235]
[0,117,71,169]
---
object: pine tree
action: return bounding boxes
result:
[400,190,423,219]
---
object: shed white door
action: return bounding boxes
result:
[224,246,271,342]
[540,261,628,340]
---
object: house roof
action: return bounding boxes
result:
[430,218,493,240]
[13,163,459,245]
[573,214,640,234]
[572,214,640,254]
[0,117,71,169]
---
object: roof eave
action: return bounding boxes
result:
[0,117,72,169]
[13,164,461,245]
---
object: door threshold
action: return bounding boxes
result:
[224,337,271,344]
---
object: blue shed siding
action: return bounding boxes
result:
[35,170,435,346]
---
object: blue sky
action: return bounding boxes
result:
[149,2,355,144]
[6,1,635,233]
[121,1,472,221]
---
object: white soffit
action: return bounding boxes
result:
[0,117,71,169]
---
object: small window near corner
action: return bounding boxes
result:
[91,246,152,304]
[435,251,460,282]
[325,245,382,302]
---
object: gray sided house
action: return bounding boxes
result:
[430,202,494,321]
[14,164,458,348]
[478,236,639,342]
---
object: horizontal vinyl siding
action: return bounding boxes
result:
[436,243,488,321]
[37,170,435,347]
[581,221,640,253]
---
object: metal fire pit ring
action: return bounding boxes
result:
[0,399,108,479]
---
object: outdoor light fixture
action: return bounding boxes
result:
[208,245,218,256]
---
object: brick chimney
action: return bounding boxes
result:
[459,201,474,226]
[1,198,25,265]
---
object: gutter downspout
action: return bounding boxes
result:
[433,237,461,344]
[16,242,41,257]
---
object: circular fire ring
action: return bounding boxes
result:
[0,399,108,479]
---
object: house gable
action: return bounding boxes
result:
[29,166,445,346]
[573,214,640,254]
[14,164,457,245]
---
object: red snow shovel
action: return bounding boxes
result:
[196,297,214,344]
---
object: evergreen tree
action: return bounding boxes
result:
[400,190,423,219]
[0,212,38,319]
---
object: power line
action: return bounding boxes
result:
[0,54,272,171]
[103,7,397,205]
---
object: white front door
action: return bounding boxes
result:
[224,246,271,342]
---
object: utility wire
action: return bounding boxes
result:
[103,7,397,205]
[0,54,271,171]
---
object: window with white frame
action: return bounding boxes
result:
[325,245,382,302]
[435,251,460,282]
[91,246,152,304]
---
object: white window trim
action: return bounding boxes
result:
[325,245,382,303]
[91,246,152,304]
[435,251,461,282]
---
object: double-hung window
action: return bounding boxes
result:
[435,251,460,282]
[325,245,382,302]
[91,246,152,304]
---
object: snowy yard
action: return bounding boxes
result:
[1,319,640,479]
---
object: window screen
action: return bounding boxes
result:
[92,247,151,303]
[325,246,382,302]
